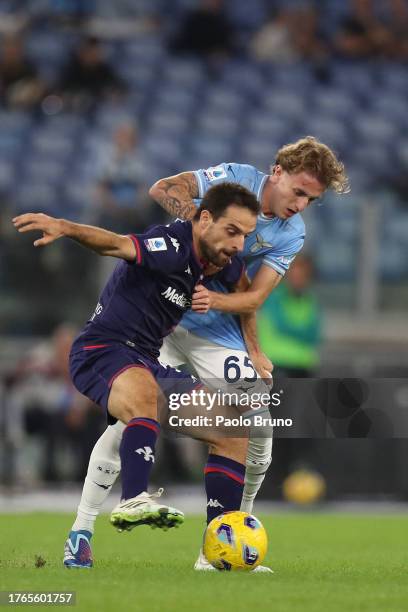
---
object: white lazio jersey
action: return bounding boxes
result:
[180,162,306,350]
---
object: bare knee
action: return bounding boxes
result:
[108,367,158,424]
[208,437,248,464]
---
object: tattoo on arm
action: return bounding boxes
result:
[153,173,198,220]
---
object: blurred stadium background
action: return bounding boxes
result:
[0,0,407,509]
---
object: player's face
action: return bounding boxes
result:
[264,167,325,219]
[199,205,257,267]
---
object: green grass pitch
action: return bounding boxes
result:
[0,513,407,612]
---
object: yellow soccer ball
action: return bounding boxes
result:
[203,511,268,571]
[283,469,326,505]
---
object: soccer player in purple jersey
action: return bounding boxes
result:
[46,136,348,573]
[13,182,259,567]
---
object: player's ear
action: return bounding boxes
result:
[270,164,282,185]
[199,209,213,227]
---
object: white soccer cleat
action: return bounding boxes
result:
[193,549,274,573]
[194,549,217,571]
[251,564,274,573]
[110,488,184,532]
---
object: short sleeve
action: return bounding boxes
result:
[194,163,245,198]
[262,233,305,276]
[129,226,187,274]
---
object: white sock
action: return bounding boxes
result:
[241,453,269,513]
[71,421,124,533]
[240,410,273,513]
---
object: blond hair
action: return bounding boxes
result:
[274,136,350,194]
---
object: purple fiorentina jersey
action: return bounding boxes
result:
[76,220,244,359]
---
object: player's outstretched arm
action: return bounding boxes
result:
[12,213,136,260]
[149,171,199,220]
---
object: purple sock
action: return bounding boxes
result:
[204,454,245,523]
[119,417,159,500]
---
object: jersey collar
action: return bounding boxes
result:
[188,221,205,270]
[258,174,275,220]
[257,173,268,202]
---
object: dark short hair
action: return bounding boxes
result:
[193,182,260,221]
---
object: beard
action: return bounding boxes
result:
[198,237,231,268]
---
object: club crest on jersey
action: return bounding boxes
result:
[250,233,273,253]
[203,165,227,182]
[168,235,180,253]
[144,237,167,252]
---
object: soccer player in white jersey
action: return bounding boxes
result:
[65,136,349,571]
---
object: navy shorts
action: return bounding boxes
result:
[69,337,200,421]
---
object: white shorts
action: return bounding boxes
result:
[159,325,268,397]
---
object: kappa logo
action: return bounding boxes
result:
[185,265,192,275]
[168,235,180,253]
[145,237,167,252]
[250,233,273,253]
[161,286,191,309]
[135,446,155,462]
[207,499,224,509]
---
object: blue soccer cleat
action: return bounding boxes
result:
[63,530,93,568]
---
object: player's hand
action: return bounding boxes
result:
[250,352,274,384]
[12,213,64,247]
[191,284,213,314]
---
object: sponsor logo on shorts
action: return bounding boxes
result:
[145,237,167,252]
[90,302,103,321]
